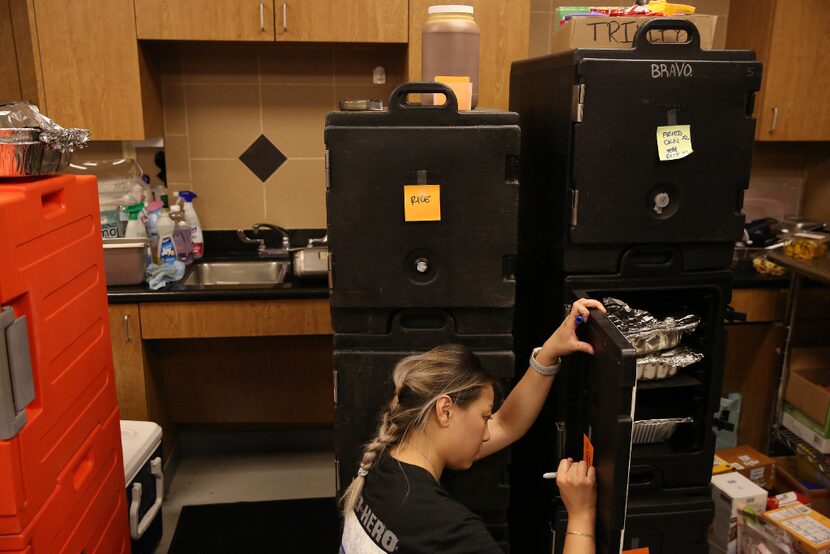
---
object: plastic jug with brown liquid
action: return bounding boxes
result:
[421,5,480,108]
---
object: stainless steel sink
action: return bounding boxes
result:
[182,260,290,288]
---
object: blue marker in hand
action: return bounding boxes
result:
[575,314,585,325]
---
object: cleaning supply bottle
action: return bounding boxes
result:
[155,206,177,265]
[124,202,147,238]
[153,183,169,209]
[177,191,204,259]
[169,204,193,265]
[144,200,164,264]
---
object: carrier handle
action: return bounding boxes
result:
[619,246,682,277]
[632,17,701,51]
[129,456,164,540]
[0,307,34,440]
[389,82,459,112]
[391,309,454,333]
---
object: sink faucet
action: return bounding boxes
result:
[237,223,291,257]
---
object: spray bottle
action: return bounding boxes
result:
[169,204,193,265]
[124,202,147,238]
[176,191,204,259]
[155,206,177,265]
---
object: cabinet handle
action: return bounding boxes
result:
[259,2,265,32]
[282,1,287,33]
[124,314,132,343]
[769,107,779,134]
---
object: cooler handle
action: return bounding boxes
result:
[0,306,35,441]
[129,456,164,540]
[392,309,454,333]
[619,246,682,277]
[389,82,459,112]
[632,17,701,51]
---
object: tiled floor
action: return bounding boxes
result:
[156,451,337,553]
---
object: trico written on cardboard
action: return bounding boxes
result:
[550,15,717,53]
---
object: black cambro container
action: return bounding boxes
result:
[553,486,713,554]
[509,19,761,273]
[325,82,520,335]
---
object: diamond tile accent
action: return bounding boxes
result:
[239,135,286,182]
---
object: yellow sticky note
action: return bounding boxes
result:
[656,124,693,161]
[403,185,441,222]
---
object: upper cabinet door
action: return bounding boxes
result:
[568,296,637,554]
[276,0,408,42]
[135,0,276,41]
[727,0,830,140]
[408,0,530,110]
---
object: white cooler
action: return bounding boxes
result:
[121,420,163,554]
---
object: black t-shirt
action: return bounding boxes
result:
[340,453,503,554]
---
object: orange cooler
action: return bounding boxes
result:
[0,175,129,547]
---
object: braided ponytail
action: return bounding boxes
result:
[339,344,496,515]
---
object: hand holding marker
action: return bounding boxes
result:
[543,310,585,480]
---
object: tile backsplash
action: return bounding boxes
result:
[157,42,406,230]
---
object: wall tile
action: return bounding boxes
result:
[264,159,327,229]
[162,84,187,135]
[186,84,261,159]
[182,43,259,85]
[164,135,191,183]
[261,85,334,159]
[191,159,265,229]
[334,44,407,86]
[260,44,334,85]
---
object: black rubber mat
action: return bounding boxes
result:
[168,497,341,553]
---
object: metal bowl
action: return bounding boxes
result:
[0,128,73,177]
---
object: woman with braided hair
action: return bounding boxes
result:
[339,298,603,554]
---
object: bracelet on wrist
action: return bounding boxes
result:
[530,347,560,376]
[565,530,594,539]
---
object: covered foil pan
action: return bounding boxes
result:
[604,297,700,355]
[632,417,693,444]
[636,346,704,381]
[0,128,73,177]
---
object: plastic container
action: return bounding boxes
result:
[784,232,830,261]
[123,202,147,239]
[120,420,163,554]
[169,204,193,265]
[176,191,204,259]
[421,5,480,108]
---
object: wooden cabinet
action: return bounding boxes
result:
[5,0,161,140]
[135,0,407,43]
[277,0,408,42]
[726,0,830,141]
[108,304,150,420]
[407,0,531,110]
[135,0,276,41]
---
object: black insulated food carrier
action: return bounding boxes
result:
[326,82,520,335]
[509,18,761,274]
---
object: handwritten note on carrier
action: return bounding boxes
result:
[404,185,441,222]
[656,125,693,161]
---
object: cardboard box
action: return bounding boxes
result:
[717,445,776,489]
[784,408,830,454]
[787,402,830,440]
[549,14,717,54]
[711,472,769,554]
[786,347,830,436]
[773,456,830,518]
[764,504,830,554]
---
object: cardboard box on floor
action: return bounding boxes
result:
[549,14,717,54]
[717,445,776,489]
[785,347,830,436]
[710,472,769,554]
[773,456,830,518]
[764,504,830,554]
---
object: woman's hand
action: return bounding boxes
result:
[535,298,606,366]
[556,458,597,528]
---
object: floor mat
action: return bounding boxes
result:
[168,497,341,553]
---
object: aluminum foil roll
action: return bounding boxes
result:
[636,346,704,380]
[632,417,693,444]
[604,297,700,354]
